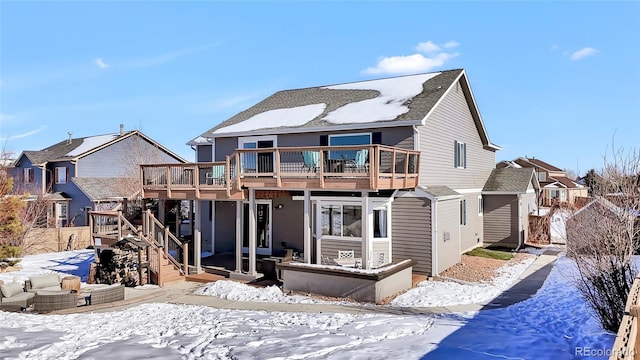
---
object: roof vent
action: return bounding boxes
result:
[67,132,72,144]
[120,124,124,135]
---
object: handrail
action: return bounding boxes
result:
[146,210,187,275]
[610,275,640,359]
[140,144,420,195]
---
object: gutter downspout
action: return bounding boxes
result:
[432,199,438,276]
[516,194,523,251]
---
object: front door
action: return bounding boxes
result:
[242,201,272,255]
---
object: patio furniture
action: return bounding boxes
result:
[87,284,125,305]
[346,149,369,173]
[321,256,340,266]
[33,290,77,312]
[338,250,355,260]
[25,273,63,293]
[206,165,226,185]
[335,250,361,267]
[61,276,81,293]
[0,281,35,311]
[302,151,319,172]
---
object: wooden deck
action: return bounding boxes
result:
[141,145,420,200]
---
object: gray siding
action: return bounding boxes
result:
[483,195,519,248]
[436,198,461,274]
[214,201,238,253]
[271,196,304,256]
[213,127,415,160]
[321,239,362,259]
[77,135,180,177]
[12,155,43,194]
[418,79,495,189]
[460,193,483,252]
[197,145,212,162]
[391,196,432,275]
[200,200,213,253]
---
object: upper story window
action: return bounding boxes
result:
[538,172,547,181]
[327,133,371,160]
[454,140,466,168]
[55,167,67,184]
[23,168,34,184]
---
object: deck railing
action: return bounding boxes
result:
[610,275,640,359]
[141,145,420,196]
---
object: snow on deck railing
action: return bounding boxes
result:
[610,276,640,359]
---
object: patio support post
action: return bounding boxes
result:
[361,191,370,269]
[248,188,257,275]
[303,190,311,263]
[194,200,203,273]
[235,200,242,273]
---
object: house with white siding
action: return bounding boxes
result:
[97,69,505,301]
[11,125,185,227]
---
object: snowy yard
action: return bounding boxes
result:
[0,250,615,359]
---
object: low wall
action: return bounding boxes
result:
[22,227,92,255]
[277,259,416,304]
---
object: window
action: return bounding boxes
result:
[373,206,388,238]
[478,196,483,216]
[460,199,467,225]
[454,140,466,168]
[321,204,362,237]
[538,172,547,181]
[328,133,371,160]
[55,167,67,184]
[23,168,34,184]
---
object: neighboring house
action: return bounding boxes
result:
[11,125,185,227]
[498,157,588,206]
[482,168,540,249]
[138,68,501,283]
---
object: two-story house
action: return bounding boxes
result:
[139,69,503,296]
[12,125,185,227]
[498,157,588,207]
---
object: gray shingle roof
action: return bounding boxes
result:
[22,132,128,164]
[72,177,139,202]
[483,168,537,193]
[424,186,461,198]
[197,69,464,137]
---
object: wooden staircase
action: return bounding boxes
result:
[90,210,187,287]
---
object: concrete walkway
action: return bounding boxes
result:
[53,253,558,315]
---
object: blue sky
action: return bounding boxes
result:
[1,1,639,175]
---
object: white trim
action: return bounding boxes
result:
[207,120,423,140]
[210,138,216,162]
[452,188,483,194]
[477,195,483,216]
[241,199,273,256]
[482,191,526,195]
[238,135,278,149]
[432,199,438,276]
[412,125,420,152]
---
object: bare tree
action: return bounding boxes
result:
[566,146,640,332]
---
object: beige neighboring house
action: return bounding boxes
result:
[498,157,588,206]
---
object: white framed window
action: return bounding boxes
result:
[55,167,67,184]
[454,140,466,168]
[321,203,362,238]
[328,132,371,160]
[538,172,547,181]
[478,196,483,216]
[238,135,277,173]
[23,168,34,184]
[460,199,467,225]
[373,205,389,239]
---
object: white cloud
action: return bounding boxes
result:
[0,125,48,141]
[415,41,441,54]
[364,40,459,75]
[95,58,109,69]
[443,41,459,49]
[123,43,218,69]
[570,47,599,61]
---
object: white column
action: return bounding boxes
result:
[315,200,322,265]
[194,200,202,273]
[235,200,242,273]
[248,188,257,275]
[303,190,311,263]
[210,201,216,254]
[361,191,370,269]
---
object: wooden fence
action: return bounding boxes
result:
[22,227,91,255]
[611,276,640,359]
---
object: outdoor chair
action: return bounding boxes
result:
[321,255,340,266]
[346,149,369,173]
[33,290,77,312]
[0,281,35,311]
[338,250,355,260]
[206,165,226,185]
[302,151,319,172]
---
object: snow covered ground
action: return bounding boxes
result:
[0,250,615,359]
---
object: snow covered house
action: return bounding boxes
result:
[122,69,504,300]
[11,125,185,227]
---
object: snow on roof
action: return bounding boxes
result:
[322,72,440,124]
[190,136,210,144]
[65,134,118,157]
[214,103,327,134]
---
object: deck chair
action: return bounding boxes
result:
[206,165,226,185]
[338,250,355,260]
[346,149,369,172]
[302,151,319,172]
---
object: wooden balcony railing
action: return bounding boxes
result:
[611,275,640,359]
[140,145,420,199]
